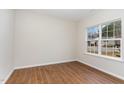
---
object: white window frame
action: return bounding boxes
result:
[85,19,123,62]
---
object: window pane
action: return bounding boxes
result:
[90,41,95,53]
[114,49,120,57]
[101,41,107,55]
[87,40,98,54]
[102,25,107,39]
[113,40,120,57]
[87,41,91,53]
[108,31,113,38]
[88,31,92,40]
[115,20,121,38]
[105,40,121,57]
[114,40,120,48]
[88,26,99,40]
[107,40,114,48]
[106,40,114,57]
[108,23,114,38]
[94,41,98,54]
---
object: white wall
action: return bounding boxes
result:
[14,10,77,68]
[77,10,124,79]
[1,9,124,83]
[0,10,15,83]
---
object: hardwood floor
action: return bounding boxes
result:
[6,61,124,84]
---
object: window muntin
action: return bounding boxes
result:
[86,19,121,60]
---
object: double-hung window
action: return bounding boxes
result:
[86,19,122,60]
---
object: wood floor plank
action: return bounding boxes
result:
[6,61,124,84]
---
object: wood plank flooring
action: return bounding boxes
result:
[6,61,124,84]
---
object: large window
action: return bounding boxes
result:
[86,19,122,60]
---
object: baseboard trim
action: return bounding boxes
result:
[4,59,124,83]
[78,59,124,80]
[2,59,76,84]
[2,69,14,84]
[14,59,76,70]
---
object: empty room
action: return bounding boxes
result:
[0,9,124,84]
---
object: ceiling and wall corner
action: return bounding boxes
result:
[15,9,99,22]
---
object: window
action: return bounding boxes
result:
[86,19,122,60]
[87,26,99,54]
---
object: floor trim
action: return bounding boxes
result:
[4,59,124,83]
[2,69,14,84]
[78,59,124,80]
[14,59,77,70]
[4,59,76,84]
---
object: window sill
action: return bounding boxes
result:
[84,52,123,62]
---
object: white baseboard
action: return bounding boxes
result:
[2,59,76,84]
[2,69,14,84]
[78,59,124,80]
[14,59,76,70]
[3,59,124,84]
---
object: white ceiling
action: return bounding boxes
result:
[18,9,99,21]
